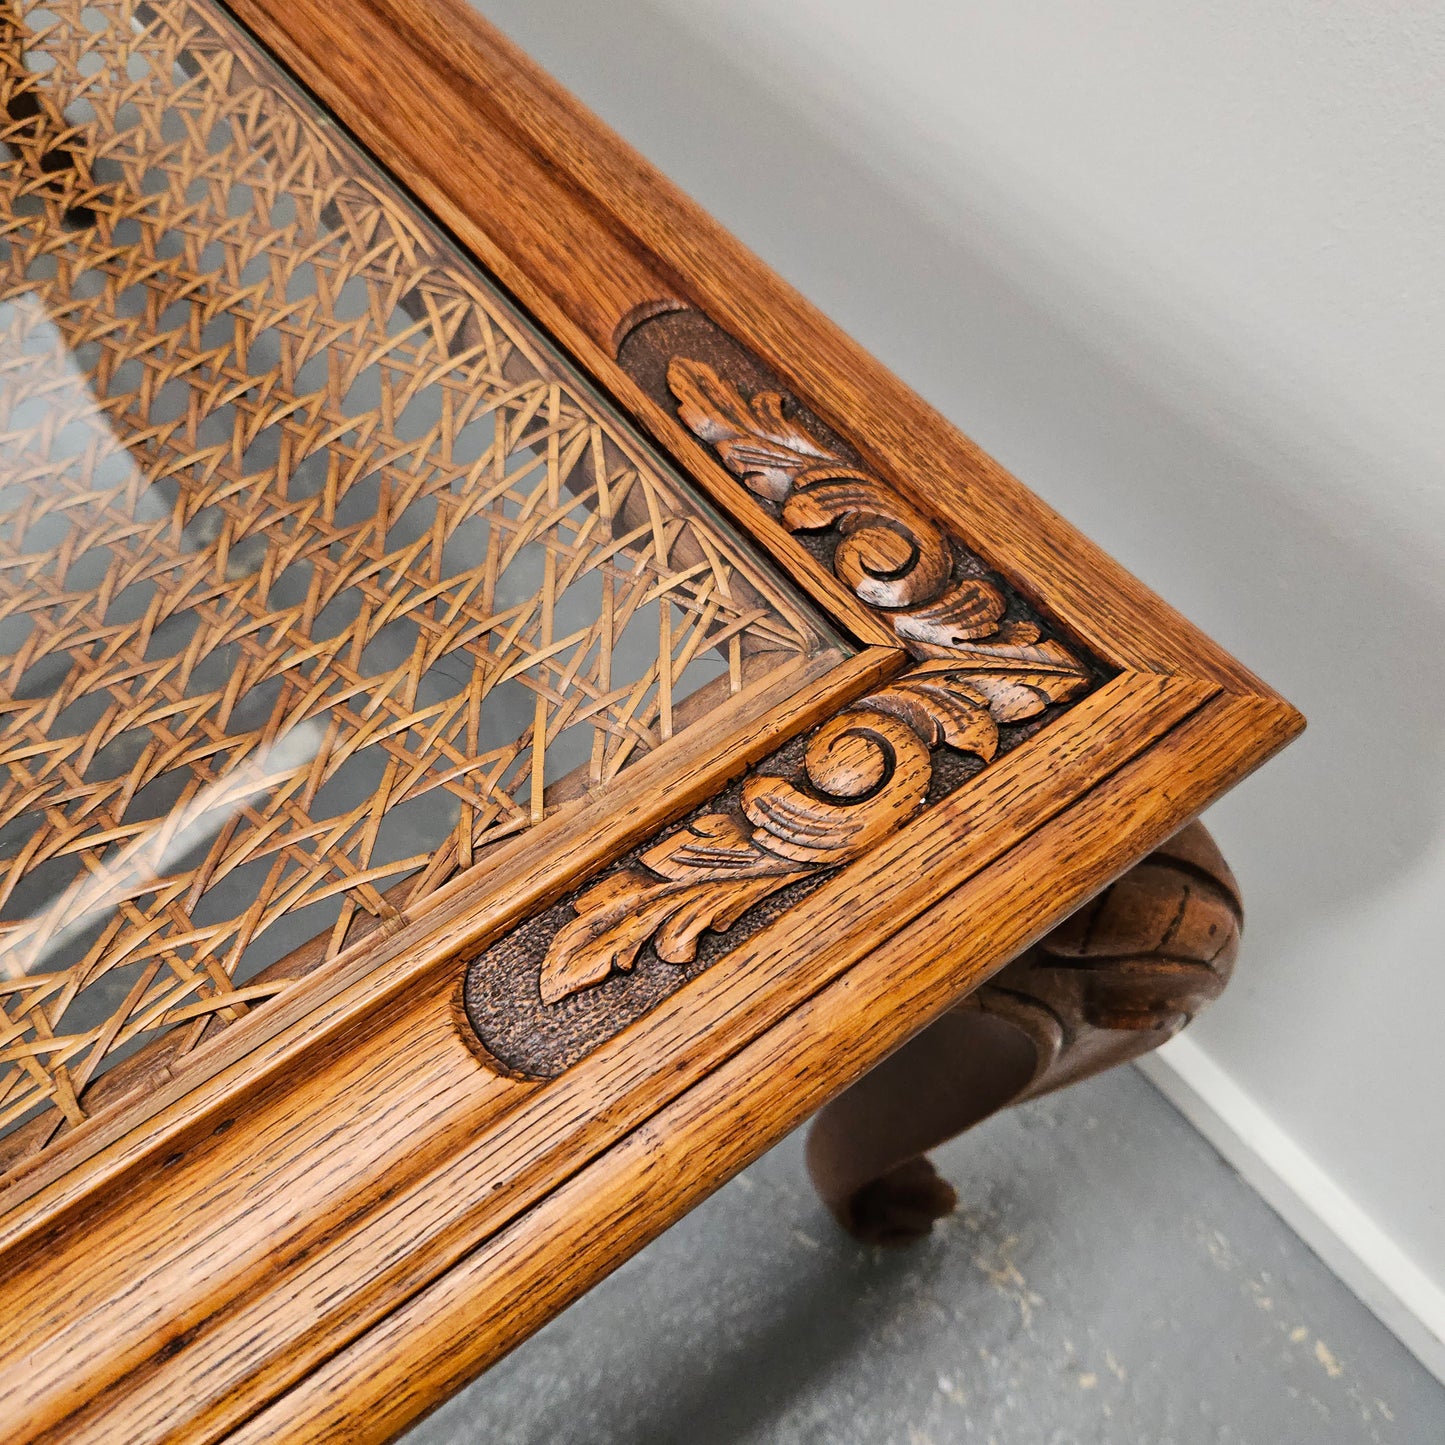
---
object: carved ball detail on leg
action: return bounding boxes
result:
[806,821,1241,1244]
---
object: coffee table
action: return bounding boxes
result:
[0,0,1302,1438]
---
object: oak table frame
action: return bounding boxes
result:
[0,1,1302,1440]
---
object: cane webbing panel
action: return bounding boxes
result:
[0,0,833,1163]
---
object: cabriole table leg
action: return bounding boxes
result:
[806,822,1241,1244]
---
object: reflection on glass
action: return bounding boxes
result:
[0,0,838,1160]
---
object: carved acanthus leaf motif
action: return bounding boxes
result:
[538,825,808,1005]
[666,360,1047,650]
[890,581,1006,649]
[864,635,1091,758]
[531,356,1095,1006]
[779,472,954,610]
[537,713,930,1005]
[537,648,1089,1004]
[669,358,845,503]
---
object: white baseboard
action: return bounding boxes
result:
[1136,1036,1445,1385]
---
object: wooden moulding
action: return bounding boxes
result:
[464,305,1112,1075]
[0,1,1303,1442]
[227,0,1277,691]
[227,697,1287,1445]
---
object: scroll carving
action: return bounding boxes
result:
[539,645,1088,1003]
[533,359,1093,1005]
[671,358,992,632]
[463,317,1102,1069]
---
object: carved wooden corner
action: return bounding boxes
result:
[462,305,1293,1087]
[804,821,1240,1244]
[532,356,1093,1003]
[463,313,1106,1075]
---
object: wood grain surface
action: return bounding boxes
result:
[224,695,1290,1445]
[0,0,1304,1440]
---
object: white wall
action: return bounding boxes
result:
[472,0,1445,1367]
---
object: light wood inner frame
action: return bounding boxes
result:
[0,1,1304,1441]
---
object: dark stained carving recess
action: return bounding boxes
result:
[463,309,1106,1078]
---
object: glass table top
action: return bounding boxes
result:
[0,0,840,1163]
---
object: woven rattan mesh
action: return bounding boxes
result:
[0,0,830,1164]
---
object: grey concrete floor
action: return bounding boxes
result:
[405,1067,1443,1444]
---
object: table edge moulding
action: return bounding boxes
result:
[0,0,1303,1441]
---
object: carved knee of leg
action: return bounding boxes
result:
[806,822,1242,1244]
[975,820,1242,1099]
